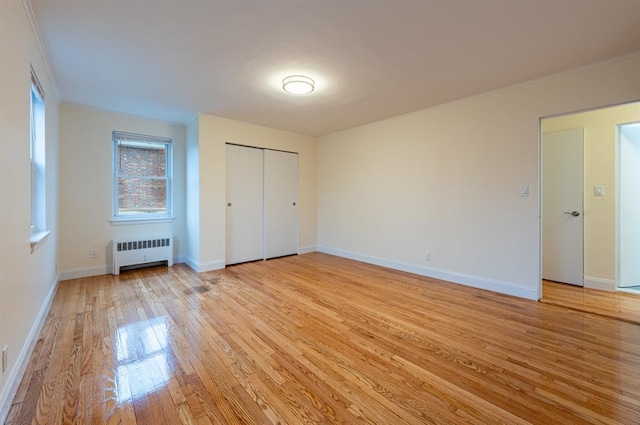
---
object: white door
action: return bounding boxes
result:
[542,128,584,286]
[264,150,298,259]
[226,144,264,265]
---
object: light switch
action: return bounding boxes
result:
[520,185,529,197]
[594,185,604,196]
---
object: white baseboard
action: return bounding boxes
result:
[584,276,616,292]
[184,256,199,272]
[60,257,188,281]
[59,265,109,281]
[184,257,225,273]
[298,246,317,254]
[316,245,538,301]
[0,272,60,424]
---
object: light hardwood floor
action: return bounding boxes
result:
[6,253,640,424]
[542,280,640,325]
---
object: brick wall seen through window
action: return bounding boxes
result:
[118,145,166,213]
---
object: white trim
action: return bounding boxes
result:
[332,51,640,140]
[183,256,199,272]
[62,102,187,125]
[61,258,185,281]
[584,276,616,292]
[185,113,199,127]
[59,265,109,281]
[297,245,317,254]
[30,230,51,253]
[110,217,175,226]
[317,245,538,301]
[537,118,544,302]
[184,257,225,273]
[0,272,60,424]
[21,0,60,100]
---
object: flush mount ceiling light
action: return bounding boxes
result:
[282,75,315,95]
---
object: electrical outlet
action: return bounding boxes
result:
[425,251,431,261]
[90,248,98,259]
[2,346,7,373]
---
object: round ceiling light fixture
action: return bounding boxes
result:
[282,75,315,95]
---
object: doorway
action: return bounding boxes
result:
[618,121,640,292]
[540,101,640,300]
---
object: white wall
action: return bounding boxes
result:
[317,55,640,300]
[542,103,640,289]
[58,104,187,278]
[187,114,317,271]
[0,0,59,419]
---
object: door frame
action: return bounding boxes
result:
[616,120,640,289]
[538,100,640,300]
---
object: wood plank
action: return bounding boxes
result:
[6,253,640,424]
[542,280,640,325]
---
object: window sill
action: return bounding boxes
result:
[111,217,175,226]
[30,230,51,253]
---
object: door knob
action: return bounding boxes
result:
[564,211,580,217]
[227,202,232,207]
[293,202,296,206]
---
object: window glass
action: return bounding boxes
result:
[30,81,46,233]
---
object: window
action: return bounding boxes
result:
[30,67,46,236]
[112,131,172,222]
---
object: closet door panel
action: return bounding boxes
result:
[264,150,298,259]
[225,145,264,265]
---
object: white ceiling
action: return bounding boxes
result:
[31,0,640,137]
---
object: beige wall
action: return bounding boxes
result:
[58,104,187,276]
[318,55,640,300]
[542,103,640,286]
[0,0,59,416]
[187,114,317,270]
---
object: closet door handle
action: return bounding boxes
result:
[293,202,296,206]
[227,202,232,207]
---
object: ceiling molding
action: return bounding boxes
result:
[501,49,640,92]
[374,49,640,129]
[21,0,60,101]
[185,113,200,127]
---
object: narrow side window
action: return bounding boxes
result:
[30,68,46,234]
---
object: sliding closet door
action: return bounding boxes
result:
[264,149,298,259]
[225,144,264,265]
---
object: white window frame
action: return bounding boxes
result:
[111,131,173,224]
[30,67,50,252]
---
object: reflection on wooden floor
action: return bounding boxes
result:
[541,280,640,325]
[6,254,640,424]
